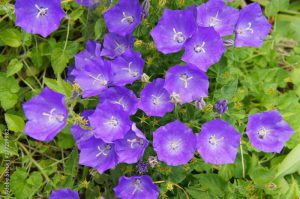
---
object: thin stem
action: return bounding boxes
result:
[18,142,56,188]
[18,74,36,91]
[63,19,70,52]
[0,14,8,23]
[22,60,43,87]
[173,183,190,199]
[240,142,245,178]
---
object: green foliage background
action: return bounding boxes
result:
[1,0,300,198]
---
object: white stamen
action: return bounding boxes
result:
[96,144,112,157]
[208,135,224,148]
[194,42,206,53]
[237,22,254,34]
[173,28,185,43]
[151,94,162,105]
[169,92,182,103]
[168,139,182,153]
[208,11,222,27]
[257,127,270,139]
[42,108,64,122]
[132,179,143,194]
[88,73,107,86]
[121,12,134,24]
[111,97,127,110]
[114,41,126,55]
[104,116,119,128]
[127,138,144,148]
[179,73,193,88]
[35,4,48,18]
[122,62,138,77]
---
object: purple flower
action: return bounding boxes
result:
[246,110,294,153]
[75,0,99,8]
[153,120,197,166]
[75,40,102,71]
[15,0,65,37]
[79,137,118,174]
[71,110,94,149]
[111,50,144,86]
[100,33,134,59]
[89,102,132,142]
[50,188,79,199]
[215,99,228,114]
[99,86,138,115]
[182,26,225,72]
[197,0,239,36]
[23,87,68,142]
[136,162,149,174]
[139,78,174,117]
[114,175,159,199]
[115,124,148,164]
[74,58,112,98]
[197,119,241,164]
[235,3,271,48]
[195,98,206,110]
[104,0,142,36]
[150,6,197,54]
[164,64,209,104]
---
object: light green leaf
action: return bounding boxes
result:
[6,58,23,77]
[4,113,25,133]
[276,144,300,178]
[0,29,22,47]
[44,77,73,98]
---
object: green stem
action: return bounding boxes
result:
[63,19,70,52]
[240,142,245,178]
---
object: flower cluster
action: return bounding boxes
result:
[19,0,293,198]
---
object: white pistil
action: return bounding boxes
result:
[111,97,127,110]
[122,62,138,77]
[257,127,270,139]
[96,144,111,157]
[151,95,162,105]
[88,73,107,86]
[42,108,64,122]
[168,139,182,153]
[169,92,182,103]
[132,179,142,194]
[121,12,134,24]
[35,4,48,18]
[237,22,254,34]
[208,11,221,27]
[104,116,119,128]
[208,135,224,148]
[179,73,193,88]
[194,42,206,53]
[127,138,144,148]
[173,28,185,43]
[114,41,126,55]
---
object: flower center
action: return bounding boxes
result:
[127,137,145,148]
[179,73,193,88]
[237,22,254,34]
[169,92,181,103]
[257,127,270,139]
[151,94,162,105]
[173,28,185,43]
[122,62,138,77]
[194,42,206,53]
[208,135,224,148]
[208,11,221,27]
[88,73,107,86]
[114,41,126,55]
[111,97,127,110]
[168,139,182,153]
[96,144,112,157]
[105,116,119,128]
[35,4,48,18]
[42,108,65,122]
[121,12,134,24]
[132,179,143,194]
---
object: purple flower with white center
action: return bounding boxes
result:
[74,58,112,98]
[15,0,65,37]
[235,3,271,48]
[50,188,79,199]
[115,124,148,164]
[150,6,197,54]
[100,33,134,59]
[75,0,99,8]
[182,27,225,72]
[139,78,174,117]
[71,110,94,150]
[136,162,149,174]
[89,102,132,142]
[99,86,138,115]
[104,0,142,36]
[79,137,118,174]
[164,64,209,104]
[197,0,239,36]
[153,120,197,166]
[215,99,228,114]
[111,50,144,86]
[197,119,241,164]
[75,40,102,70]
[246,110,294,153]
[114,175,159,199]
[23,87,68,142]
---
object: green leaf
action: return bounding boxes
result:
[0,28,22,47]
[249,167,275,186]
[194,174,228,197]
[94,18,106,40]
[168,166,186,183]
[276,143,300,178]
[265,0,289,17]
[64,149,79,177]
[0,73,20,110]
[6,58,23,77]
[44,77,73,98]
[4,113,24,133]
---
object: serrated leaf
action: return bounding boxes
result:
[64,149,78,177]
[4,113,24,133]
